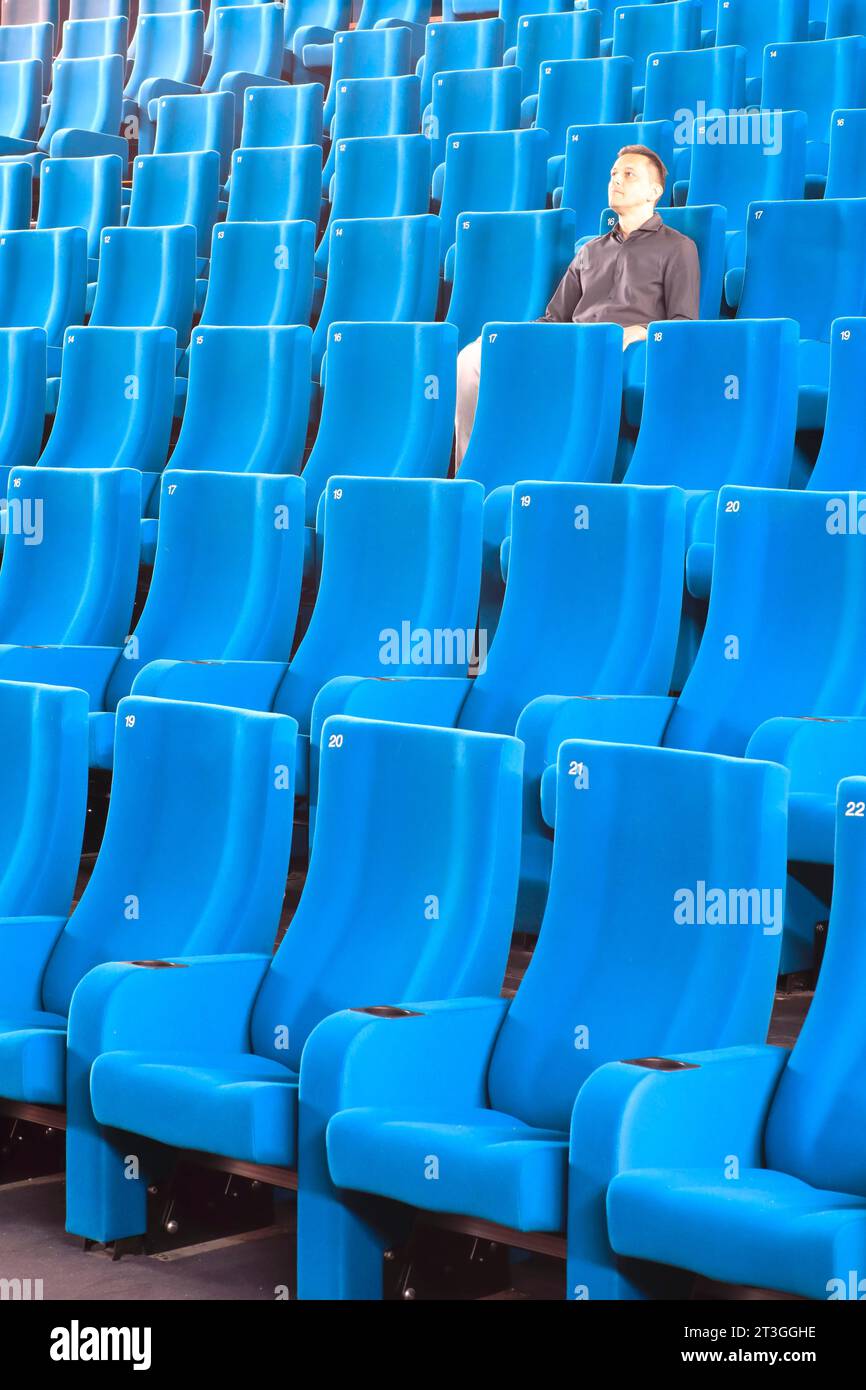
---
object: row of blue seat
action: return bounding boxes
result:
[0,663,860,1300]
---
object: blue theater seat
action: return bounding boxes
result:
[123,9,204,104]
[30,53,126,163]
[418,17,504,109]
[0,694,297,1121]
[510,11,601,99]
[132,476,483,802]
[203,0,268,56]
[302,321,456,523]
[322,72,421,195]
[38,326,175,484]
[90,224,196,347]
[825,107,866,197]
[322,26,413,126]
[152,90,235,184]
[643,44,747,179]
[602,776,866,1301]
[227,144,321,225]
[0,327,47,491]
[240,80,324,147]
[0,226,87,374]
[198,219,315,330]
[203,2,284,110]
[127,150,220,261]
[305,0,429,74]
[0,681,88,919]
[283,0,349,81]
[716,0,809,102]
[0,57,44,152]
[437,128,547,269]
[612,0,702,113]
[425,65,522,172]
[312,213,439,372]
[297,736,787,1299]
[0,21,53,96]
[129,0,198,61]
[0,159,31,229]
[761,35,866,183]
[1,0,59,26]
[320,133,430,277]
[58,13,128,59]
[448,0,573,51]
[528,57,633,172]
[676,110,807,274]
[554,118,675,233]
[826,0,866,32]
[311,479,685,931]
[67,713,522,1247]
[445,208,576,348]
[37,154,123,266]
[71,0,129,19]
[163,325,312,496]
[806,316,866,491]
[598,201,725,321]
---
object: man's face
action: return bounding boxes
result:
[608,153,662,212]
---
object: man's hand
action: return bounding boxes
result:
[621,325,648,350]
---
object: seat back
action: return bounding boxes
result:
[90,223,197,345]
[643,43,747,124]
[667,486,866,754]
[761,35,866,165]
[70,0,129,18]
[39,324,176,472]
[284,0,349,51]
[627,318,799,490]
[0,57,43,141]
[326,132,431,234]
[825,107,866,197]
[0,681,88,918]
[438,127,548,266]
[463,481,685,734]
[0,225,87,346]
[686,110,807,235]
[0,327,46,476]
[827,0,866,33]
[1,0,59,25]
[203,3,285,93]
[446,207,576,348]
[228,143,323,224]
[250,716,522,1067]
[275,476,483,731]
[128,150,220,258]
[203,0,266,54]
[0,21,53,96]
[37,153,123,259]
[461,321,621,491]
[716,0,809,78]
[356,0,431,26]
[153,91,235,184]
[419,17,504,109]
[129,0,197,59]
[43,52,123,147]
[107,470,307,705]
[41,695,298,1015]
[765,775,866,1198]
[499,0,572,49]
[0,159,31,230]
[600,201,725,318]
[737,197,866,342]
[168,324,312,479]
[312,213,439,371]
[59,13,127,57]
[487,739,788,1131]
[0,465,140,645]
[323,72,420,188]
[612,1,702,78]
[426,64,521,168]
[535,56,633,153]
[325,25,413,123]
[125,8,204,99]
[807,316,866,491]
[560,119,675,236]
[200,218,315,327]
[303,321,456,523]
[240,81,324,148]
[514,10,601,99]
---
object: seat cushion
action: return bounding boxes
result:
[607,1166,866,1300]
[327,1106,568,1232]
[90,1051,299,1168]
[0,1014,69,1104]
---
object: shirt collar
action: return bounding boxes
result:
[611,212,663,242]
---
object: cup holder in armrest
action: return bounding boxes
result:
[126,960,189,969]
[350,1005,423,1019]
[622,1057,699,1071]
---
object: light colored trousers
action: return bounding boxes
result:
[455,336,483,470]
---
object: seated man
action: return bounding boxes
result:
[454,144,701,467]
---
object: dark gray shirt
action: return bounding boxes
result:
[539,213,701,328]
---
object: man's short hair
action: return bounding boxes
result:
[616,144,668,196]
